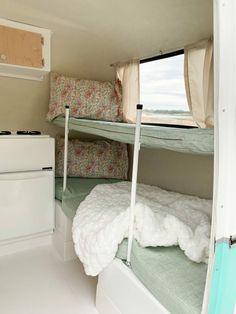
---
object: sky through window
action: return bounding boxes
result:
[140,54,188,113]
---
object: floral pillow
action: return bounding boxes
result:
[56,137,128,179]
[47,72,123,122]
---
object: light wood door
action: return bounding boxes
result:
[0,25,43,68]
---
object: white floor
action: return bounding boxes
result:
[0,245,98,314]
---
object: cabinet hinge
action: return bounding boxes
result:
[41,36,44,45]
[42,58,45,67]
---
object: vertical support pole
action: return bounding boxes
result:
[63,106,70,192]
[126,104,143,265]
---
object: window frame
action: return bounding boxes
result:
[140,49,184,64]
[140,50,196,128]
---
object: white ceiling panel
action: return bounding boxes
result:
[0,0,213,79]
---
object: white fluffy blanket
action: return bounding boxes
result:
[72,182,212,276]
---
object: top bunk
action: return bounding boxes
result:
[48,63,214,156]
[52,116,214,156]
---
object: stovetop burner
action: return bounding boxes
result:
[16,131,41,135]
[0,131,11,135]
[0,131,42,136]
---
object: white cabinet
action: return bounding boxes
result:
[0,18,51,81]
[0,135,55,243]
[0,171,54,241]
[0,136,54,173]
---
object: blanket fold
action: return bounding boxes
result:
[72,182,211,276]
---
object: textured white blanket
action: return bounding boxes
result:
[72,182,212,276]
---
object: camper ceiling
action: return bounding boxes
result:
[1,0,213,79]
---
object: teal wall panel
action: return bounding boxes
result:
[208,243,236,314]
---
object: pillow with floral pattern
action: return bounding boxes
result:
[47,72,123,122]
[56,137,128,179]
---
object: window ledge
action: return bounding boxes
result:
[142,111,197,127]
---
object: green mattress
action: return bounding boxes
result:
[116,240,207,314]
[55,177,121,219]
[53,117,214,155]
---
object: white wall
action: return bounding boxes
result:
[0,0,213,197]
[137,148,213,199]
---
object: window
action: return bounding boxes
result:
[140,51,196,126]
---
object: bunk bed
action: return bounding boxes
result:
[52,116,214,155]
[52,105,213,314]
[49,3,236,311]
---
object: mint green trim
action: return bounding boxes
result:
[208,242,236,314]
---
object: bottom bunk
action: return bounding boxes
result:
[96,258,169,314]
[53,178,210,314]
[115,240,207,314]
[97,242,207,314]
[97,240,207,314]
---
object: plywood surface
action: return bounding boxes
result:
[0,25,43,68]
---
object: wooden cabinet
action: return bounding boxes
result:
[0,19,51,80]
[0,25,43,68]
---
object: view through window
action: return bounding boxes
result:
[140,53,195,126]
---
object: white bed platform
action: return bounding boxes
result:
[96,258,169,314]
[53,200,77,261]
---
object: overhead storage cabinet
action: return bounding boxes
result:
[0,19,51,80]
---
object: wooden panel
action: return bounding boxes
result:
[0,25,43,68]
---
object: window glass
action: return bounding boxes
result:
[140,53,195,126]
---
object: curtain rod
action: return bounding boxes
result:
[109,46,184,67]
[140,49,184,64]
